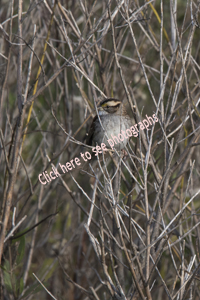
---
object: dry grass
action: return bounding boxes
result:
[0,0,200,299]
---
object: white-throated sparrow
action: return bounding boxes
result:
[87,98,135,151]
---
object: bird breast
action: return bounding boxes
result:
[93,114,133,151]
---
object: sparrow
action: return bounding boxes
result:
[86,98,134,151]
